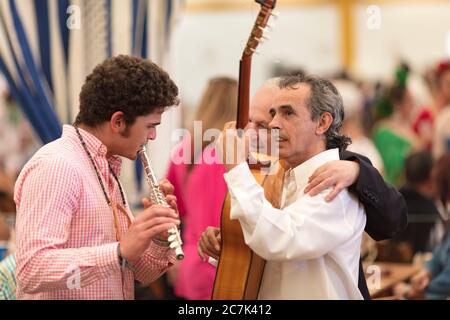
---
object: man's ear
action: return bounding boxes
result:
[110,111,126,133]
[315,112,333,135]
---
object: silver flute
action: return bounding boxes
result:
[138,146,184,260]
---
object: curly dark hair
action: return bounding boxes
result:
[75,55,179,126]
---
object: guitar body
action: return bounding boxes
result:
[213,161,285,300]
[211,0,278,300]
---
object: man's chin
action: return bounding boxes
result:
[277,149,289,160]
[121,152,138,161]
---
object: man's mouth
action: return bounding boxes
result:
[137,145,146,154]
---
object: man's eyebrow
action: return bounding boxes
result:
[148,122,161,126]
[280,105,295,113]
[269,104,296,115]
[256,121,268,127]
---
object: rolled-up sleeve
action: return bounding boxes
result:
[224,162,355,261]
[133,241,176,285]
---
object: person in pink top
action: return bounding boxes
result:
[14,55,181,300]
[166,77,237,300]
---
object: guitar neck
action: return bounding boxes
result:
[236,0,275,130]
[236,57,252,129]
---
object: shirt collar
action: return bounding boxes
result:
[62,125,122,176]
[288,148,340,191]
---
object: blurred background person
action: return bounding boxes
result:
[432,61,450,159]
[0,249,16,300]
[0,78,17,299]
[165,77,238,300]
[394,153,450,300]
[333,79,384,173]
[373,65,423,186]
[391,151,440,260]
[0,210,16,300]
[0,214,10,260]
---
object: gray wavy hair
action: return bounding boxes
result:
[278,73,351,151]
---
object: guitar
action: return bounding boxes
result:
[212,0,279,300]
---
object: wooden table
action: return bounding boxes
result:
[364,262,422,299]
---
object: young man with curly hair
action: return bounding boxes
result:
[14,55,181,299]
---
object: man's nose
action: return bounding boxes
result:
[148,128,156,140]
[268,114,281,130]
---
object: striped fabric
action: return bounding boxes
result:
[14,125,176,300]
[81,0,111,75]
[0,254,16,300]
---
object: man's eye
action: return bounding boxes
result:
[257,123,268,130]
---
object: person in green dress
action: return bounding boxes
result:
[373,74,423,186]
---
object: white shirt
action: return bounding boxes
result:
[224,148,366,300]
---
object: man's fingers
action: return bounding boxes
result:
[158,179,174,195]
[198,242,206,261]
[144,223,177,239]
[205,230,220,252]
[198,235,211,261]
[197,227,222,262]
[202,240,219,260]
[139,217,180,231]
[142,197,152,208]
[305,172,329,193]
[211,233,221,252]
[217,232,222,243]
[208,250,219,261]
[206,227,221,250]
[308,165,328,183]
[136,205,178,222]
[165,195,178,212]
[199,229,220,257]
[165,194,177,203]
[307,178,334,196]
[325,184,344,202]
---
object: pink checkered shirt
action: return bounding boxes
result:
[14,125,175,300]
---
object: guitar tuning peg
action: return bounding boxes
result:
[270,11,280,19]
[258,26,271,33]
[256,35,270,43]
[250,48,260,55]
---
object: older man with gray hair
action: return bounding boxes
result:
[213,73,367,299]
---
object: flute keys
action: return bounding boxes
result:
[170,241,181,249]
